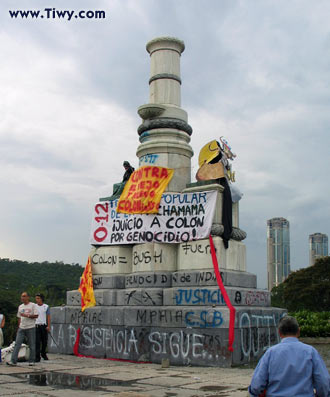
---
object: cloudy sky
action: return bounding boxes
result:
[1,0,329,288]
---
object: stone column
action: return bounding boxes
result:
[136,37,194,192]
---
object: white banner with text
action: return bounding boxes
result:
[90,191,217,245]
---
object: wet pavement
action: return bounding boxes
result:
[1,343,329,397]
[0,353,253,396]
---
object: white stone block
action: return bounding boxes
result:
[226,240,246,272]
[132,243,177,272]
[150,49,181,77]
[89,245,132,275]
[177,237,246,272]
[150,79,181,106]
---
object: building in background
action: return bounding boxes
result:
[309,233,328,266]
[267,217,290,291]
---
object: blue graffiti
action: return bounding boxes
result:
[175,289,225,305]
[140,154,159,164]
[185,311,223,328]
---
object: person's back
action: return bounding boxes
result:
[249,316,330,397]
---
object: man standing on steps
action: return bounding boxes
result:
[7,292,38,366]
[35,293,51,362]
[248,316,330,397]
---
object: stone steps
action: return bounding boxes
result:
[52,305,284,329]
[53,267,285,367]
[67,285,269,307]
[91,269,257,290]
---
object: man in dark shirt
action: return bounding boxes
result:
[122,161,134,182]
[107,161,135,200]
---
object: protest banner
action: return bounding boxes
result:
[78,257,96,312]
[117,166,174,214]
[90,191,217,245]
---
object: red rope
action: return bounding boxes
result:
[73,327,152,364]
[209,235,236,352]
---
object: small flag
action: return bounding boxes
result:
[78,257,96,312]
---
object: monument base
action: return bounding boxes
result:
[49,270,286,367]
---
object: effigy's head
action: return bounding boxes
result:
[219,136,236,160]
[196,137,237,183]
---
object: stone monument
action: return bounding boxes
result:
[49,37,286,367]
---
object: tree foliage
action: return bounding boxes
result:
[291,311,330,337]
[271,256,330,312]
[0,257,83,345]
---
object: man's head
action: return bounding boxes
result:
[21,292,30,304]
[278,315,300,338]
[35,293,45,305]
[123,161,130,169]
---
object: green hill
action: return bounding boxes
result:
[0,257,83,345]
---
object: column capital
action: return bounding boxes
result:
[146,37,185,56]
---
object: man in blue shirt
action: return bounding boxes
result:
[249,316,330,397]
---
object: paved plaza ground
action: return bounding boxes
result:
[1,353,253,397]
[1,340,329,397]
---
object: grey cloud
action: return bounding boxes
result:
[1,0,329,288]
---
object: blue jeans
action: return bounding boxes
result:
[11,327,36,364]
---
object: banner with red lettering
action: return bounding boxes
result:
[117,166,174,214]
[90,191,217,245]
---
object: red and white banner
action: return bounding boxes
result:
[90,191,217,245]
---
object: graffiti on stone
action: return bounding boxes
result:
[135,308,224,328]
[93,277,103,288]
[238,312,284,360]
[181,242,212,256]
[172,271,220,285]
[245,291,268,306]
[50,324,232,364]
[125,290,162,306]
[139,154,159,165]
[81,326,139,354]
[133,249,163,266]
[126,273,170,287]
[91,253,127,266]
[234,291,242,304]
[70,310,102,325]
[174,288,225,305]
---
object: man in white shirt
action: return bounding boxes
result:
[0,309,5,347]
[7,292,38,366]
[35,293,51,362]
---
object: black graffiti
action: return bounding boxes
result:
[70,310,102,325]
[142,291,157,305]
[136,309,184,324]
[181,242,211,255]
[133,250,163,265]
[195,271,219,283]
[93,277,102,287]
[172,271,221,285]
[235,291,242,304]
[172,272,191,283]
[126,273,169,287]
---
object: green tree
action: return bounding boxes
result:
[0,258,83,345]
[271,256,330,312]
